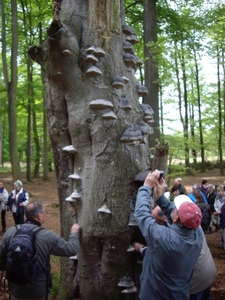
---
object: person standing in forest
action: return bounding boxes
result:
[0,201,80,300]
[7,180,29,225]
[206,184,217,233]
[214,185,225,230]
[0,182,9,233]
[134,170,203,300]
[173,177,187,195]
[200,179,208,196]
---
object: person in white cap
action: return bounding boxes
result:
[134,170,203,300]
[7,180,29,225]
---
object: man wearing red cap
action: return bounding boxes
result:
[134,170,203,300]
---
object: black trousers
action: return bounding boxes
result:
[1,209,6,231]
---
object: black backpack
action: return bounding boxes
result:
[6,225,44,284]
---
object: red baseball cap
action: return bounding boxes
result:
[174,195,202,229]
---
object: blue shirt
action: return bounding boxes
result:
[188,191,208,204]
[134,186,203,300]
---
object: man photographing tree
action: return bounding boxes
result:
[134,170,203,300]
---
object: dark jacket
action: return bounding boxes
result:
[0,222,79,298]
[195,202,211,231]
[7,188,29,223]
[206,190,217,212]
[219,203,225,229]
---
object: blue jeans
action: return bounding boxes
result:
[190,286,211,300]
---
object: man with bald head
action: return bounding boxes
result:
[0,201,80,300]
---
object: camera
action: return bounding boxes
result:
[158,170,164,180]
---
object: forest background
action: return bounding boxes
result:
[1,0,225,180]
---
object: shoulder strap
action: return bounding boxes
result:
[32,226,44,234]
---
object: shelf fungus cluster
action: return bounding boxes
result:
[85,46,105,77]
[118,274,138,294]
[140,103,155,124]
[62,145,82,203]
[89,99,117,120]
[120,120,153,144]
[122,24,142,71]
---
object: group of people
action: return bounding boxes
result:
[0,180,29,233]
[165,177,225,257]
[0,174,223,300]
[134,171,217,300]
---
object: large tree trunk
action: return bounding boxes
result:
[29,1,152,299]
[143,0,160,146]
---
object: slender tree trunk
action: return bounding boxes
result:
[26,56,32,182]
[0,118,2,166]
[216,45,223,175]
[29,1,152,299]
[8,0,22,180]
[32,102,41,178]
[193,48,205,170]
[189,102,197,165]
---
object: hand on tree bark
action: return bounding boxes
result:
[71,223,80,234]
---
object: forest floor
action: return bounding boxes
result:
[0,169,225,299]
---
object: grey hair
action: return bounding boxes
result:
[25,202,43,220]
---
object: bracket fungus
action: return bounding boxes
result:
[97,204,111,214]
[121,285,138,293]
[136,84,148,97]
[123,53,136,69]
[122,41,134,54]
[86,66,102,77]
[125,34,139,45]
[122,24,136,36]
[120,126,143,143]
[89,99,114,110]
[137,120,153,134]
[85,54,99,63]
[68,173,81,180]
[112,76,125,89]
[86,46,96,54]
[123,76,129,83]
[65,196,76,202]
[62,49,71,56]
[102,111,117,120]
[70,255,78,260]
[134,55,143,68]
[118,274,135,287]
[128,212,138,226]
[62,145,77,153]
[94,47,106,57]
[140,103,154,115]
[71,190,81,199]
[126,245,135,252]
[86,46,106,57]
[119,95,132,110]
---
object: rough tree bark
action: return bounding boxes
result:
[29,0,153,299]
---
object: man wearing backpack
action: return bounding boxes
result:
[0,201,80,300]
